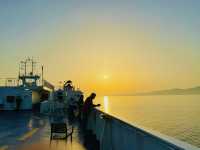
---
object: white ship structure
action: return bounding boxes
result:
[0,58,54,110]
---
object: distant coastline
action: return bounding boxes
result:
[133,86,200,96]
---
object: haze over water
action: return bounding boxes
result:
[96,95,200,147]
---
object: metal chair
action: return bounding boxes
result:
[50,123,73,141]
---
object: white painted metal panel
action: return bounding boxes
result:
[87,109,199,150]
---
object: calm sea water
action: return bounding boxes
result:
[96,95,200,147]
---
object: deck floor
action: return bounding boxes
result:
[0,111,88,150]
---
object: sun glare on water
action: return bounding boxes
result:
[103,96,109,113]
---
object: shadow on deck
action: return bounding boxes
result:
[20,129,99,150]
[20,116,99,150]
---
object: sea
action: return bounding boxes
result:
[96,95,200,147]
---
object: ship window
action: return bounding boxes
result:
[6,96,15,103]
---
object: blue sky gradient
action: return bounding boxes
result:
[0,0,200,94]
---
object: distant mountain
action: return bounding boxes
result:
[134,86,200,96]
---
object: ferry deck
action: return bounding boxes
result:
[0,109,200,150]
[0,111,94,150]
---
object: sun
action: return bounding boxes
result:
[103,75,109,79]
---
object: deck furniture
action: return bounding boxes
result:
[50,123,73,141]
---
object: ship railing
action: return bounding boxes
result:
[40,100,66,116]
[86,108,199,150]
[0,78,18,87]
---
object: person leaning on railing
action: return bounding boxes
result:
[81,93,100,130]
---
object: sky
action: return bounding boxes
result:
[0,0,200,95]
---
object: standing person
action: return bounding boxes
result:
[77,95,84,120]
[81,93,100,130]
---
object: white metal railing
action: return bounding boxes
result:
[0,78,18,87]
[87,109,200,150]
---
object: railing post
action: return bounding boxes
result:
[100,114,113,150]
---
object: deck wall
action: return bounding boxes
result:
[87,109,199,150]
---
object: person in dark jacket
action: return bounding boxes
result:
[81,93,100,129]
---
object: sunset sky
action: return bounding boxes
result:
[0,0,200,95]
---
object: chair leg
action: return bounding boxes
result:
[71,127,73,142]
[70,134,72,142]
